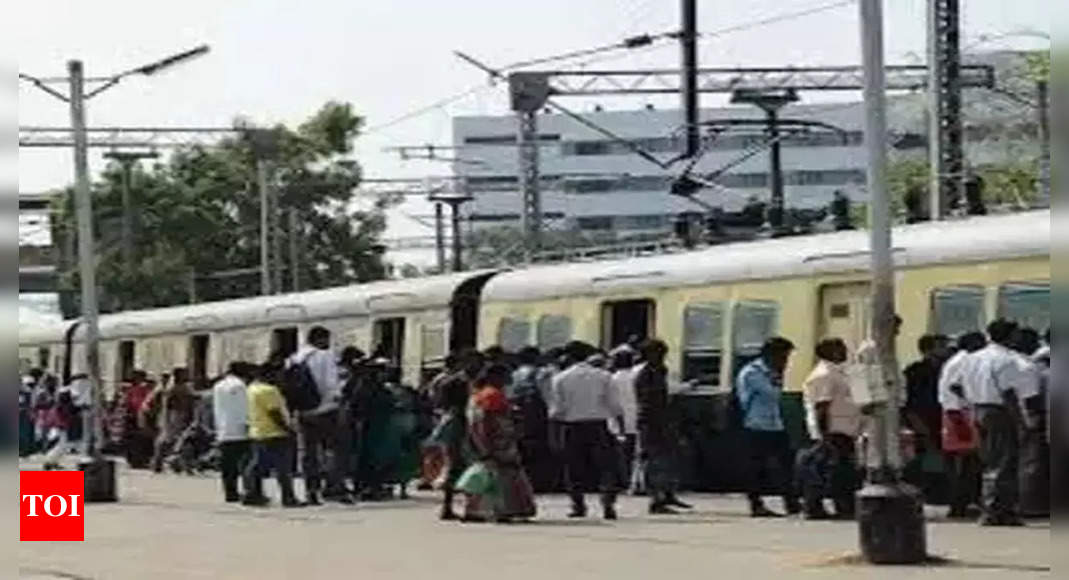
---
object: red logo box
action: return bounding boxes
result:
[20,471,85,542]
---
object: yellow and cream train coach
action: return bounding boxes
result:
[19,210,1049,397]
[478,209,1050,393]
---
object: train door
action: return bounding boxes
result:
[118,340,136,383]
[373,318,406,368]
[818,282,871,356]
[272,327,299,358]
[450,272,497,353]
[601,298,655,350]
[189,334,210,388]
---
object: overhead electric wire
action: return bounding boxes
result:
[361,83,494,137]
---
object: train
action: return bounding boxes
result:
[19,209,1050,402]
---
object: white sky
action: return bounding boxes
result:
[15,0,1050,264]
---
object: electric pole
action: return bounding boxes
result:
[680,0,700,158]
[731,89,799,234]
[272,186,284,294]
[857,0,926,564]
[248,129,280,295]
[429,191,473,272]
[927,0,963,219]
[68,61,106,472]
[432,201,447,272]
[1037,79,1050,205]
[288,207,301,292]
[103,150,159,274]
[256,159,272,295]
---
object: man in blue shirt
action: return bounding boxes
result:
[736,337,801,517]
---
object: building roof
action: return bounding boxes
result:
[481,210,1050,303]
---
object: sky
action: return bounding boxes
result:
[14,0,1051,265]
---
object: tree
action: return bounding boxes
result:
[53,101,395,315]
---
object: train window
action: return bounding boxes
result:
[601,299,655,350]
[682,303,724,388]
[998,282,1050,332]
[373,318,406,368]
[732,301,780,377]
[421,324,446,365]
[118,341,136,382]
[931,286,985,338]
[189,335,210,387]
[537,315,572,350]
[498,318,531,353]
[272,327,299,358]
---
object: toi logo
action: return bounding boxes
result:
[20,471,85,541]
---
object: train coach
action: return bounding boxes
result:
[20,210,1049,407]
[478,209,1050,395]
[18,271,497,396]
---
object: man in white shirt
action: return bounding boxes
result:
[213,362,252,503]
[290,326,349,505]
[1011,327,1049,518]
[937,331,986,519]
[969,319,1028,526]
[800,338,860,520]
[550,341,624,520]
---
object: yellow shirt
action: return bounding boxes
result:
[247,381,289,440]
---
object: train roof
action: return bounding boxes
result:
[482,209,1051,303]
[19,270,494,345]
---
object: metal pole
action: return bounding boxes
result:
[680,0,700,158]
[1037,80,1050,206]
[858,0,925,563]
[272,189,284,294]
[450,200,463,272]
[68,60,104,459]
[518,110,541,260]
[434,202,446,272]
[927,0,962,220]
[767,107,785,232]
[119,160,134,269]
[257,158,271,295]
[288,207,300,292]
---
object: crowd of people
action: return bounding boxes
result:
[17,318,1054,528]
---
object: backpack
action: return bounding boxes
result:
[282,360,322,412]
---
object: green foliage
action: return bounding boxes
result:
[1024,51,1050,83]
[53,101,393,314]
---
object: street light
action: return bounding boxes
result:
[20,45,211,502]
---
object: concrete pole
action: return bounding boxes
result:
[450,200,463,272]
[67,60,104,459]
[272,189,284,294]
[288,207,300,292]
[119,160,134,269]
[518,110,541,260]
[257,158,271,295]
[1037,80,1050,206]
[434,202,446,272]
[857,0,925,563]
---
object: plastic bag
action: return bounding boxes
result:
[941,410,978,453]
[456,462,499,497]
